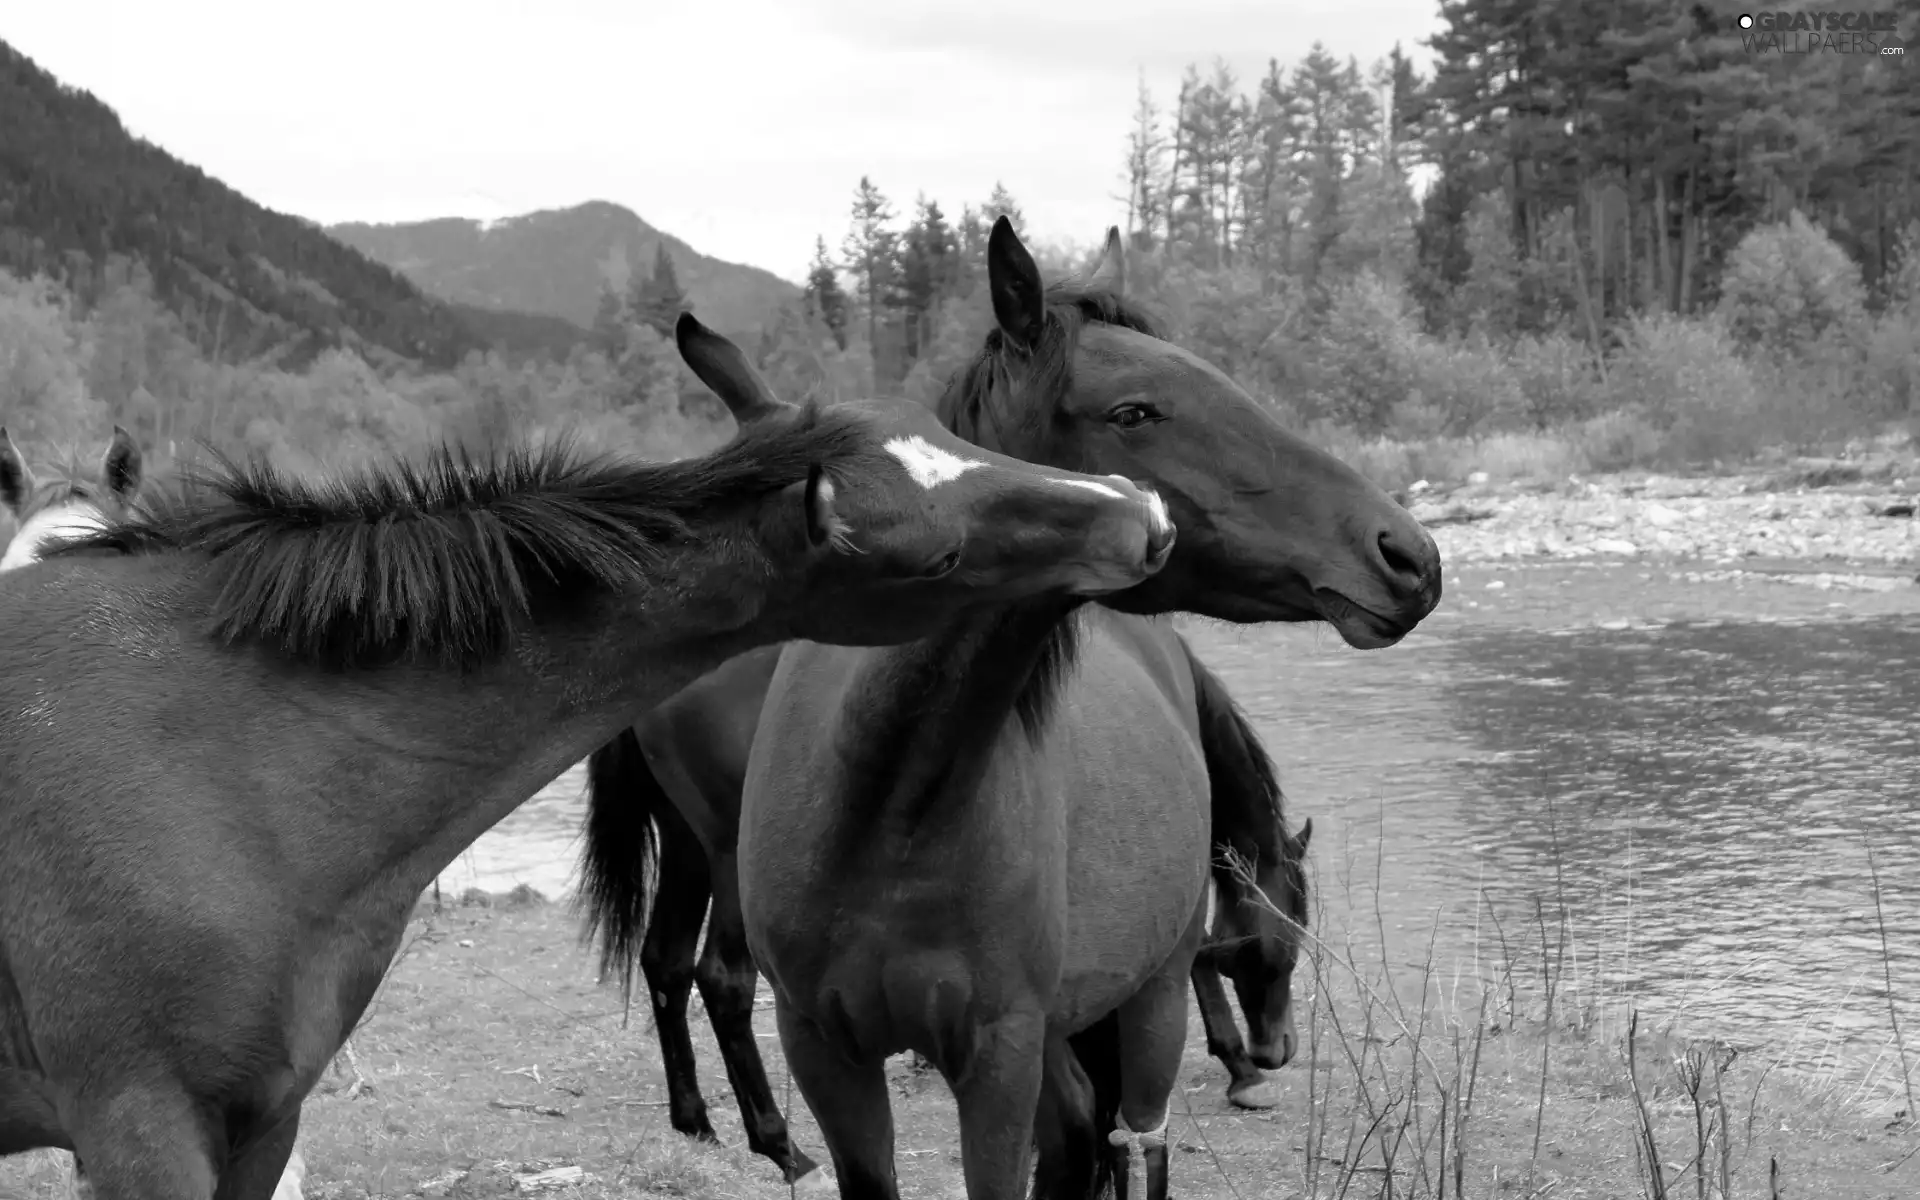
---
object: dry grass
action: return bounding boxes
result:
[1231,806,1920,1199]
[1,868,1910,1200]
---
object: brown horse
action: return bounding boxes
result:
[576,637,1313,1190]
[0,426,147,570]
[575,551,1314,1193]
[0,313,1178,1200]
[582,221,1441,1200]
[3,429,293,1200]
[1,428,311,1200]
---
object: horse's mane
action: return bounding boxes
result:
[48,409,867,670]
[935,283,1166,451]
[934,282,1168,740]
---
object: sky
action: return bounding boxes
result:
[9,0,1445,286]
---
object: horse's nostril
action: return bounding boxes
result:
[1377,528,1431,589]
[1147,518,1176,562]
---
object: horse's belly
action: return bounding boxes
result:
[1052,666,1211,1024]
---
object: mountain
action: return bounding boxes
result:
[0,40,572,367]
[327,202,802,339]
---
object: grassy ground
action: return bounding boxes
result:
[5,889,1906,1200]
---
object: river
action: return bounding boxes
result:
[435,558,1920,1091]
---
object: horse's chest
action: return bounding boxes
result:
[786,887,1069,1059]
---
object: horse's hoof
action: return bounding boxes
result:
[792,1166,836,1194]
[1227,1079,1280,1110]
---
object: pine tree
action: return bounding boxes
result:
[982,182,1024,235]
[896,196,958,364]
[1119,72,1167,249]
[803,235,850,350]
[630,242,689,338]
[590,284,627,358]
[841,176,898,385]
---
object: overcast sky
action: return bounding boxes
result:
[10,0,1444,285]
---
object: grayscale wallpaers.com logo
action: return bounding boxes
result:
[1737,11,1906,56]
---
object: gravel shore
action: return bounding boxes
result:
[1407,456,1920,586]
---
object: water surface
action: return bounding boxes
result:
[440,563,1920,1088]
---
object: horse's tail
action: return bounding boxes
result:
[574,726,663,998]
[1030,1015,1124,1200]
[1180,633,1288,875]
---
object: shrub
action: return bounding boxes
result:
[1602,313,1766,464]
[1397,331,1529,437]
[1510,332,1608,427]
[1307,272,1425,435]
[1717,211,1869,357]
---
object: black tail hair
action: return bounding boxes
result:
[1179,633,1289,882]
[1030,1014,1124,1200]
[574,727,668,996]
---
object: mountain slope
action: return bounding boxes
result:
[0,40,580,367]
[328,202,801,338]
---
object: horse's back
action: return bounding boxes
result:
[632,643,782,851]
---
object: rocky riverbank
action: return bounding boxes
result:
[1405,454,1920,583]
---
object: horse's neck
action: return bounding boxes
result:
[833,596,1081,837]
[46,552,772,905]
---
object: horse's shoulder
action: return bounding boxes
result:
[1048,618,1202,767]
[755,639,874,743]
[1079,612,1196,709]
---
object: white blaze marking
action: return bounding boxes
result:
[0,503,108,573]
[1141,489,1171,536]
[1056,478,1127,501]
[885,435,985,489]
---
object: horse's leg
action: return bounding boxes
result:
[773,996,898,1200]
[640,804,720,1143]
[211,1110,301,1200]
[695,851,826,1189]
[63,1082,217,1200]
[1114,952,1200,1200]
[1030,1029,1109,1200]
[1191,952,1277,1110]
[949,1008,1047,1200]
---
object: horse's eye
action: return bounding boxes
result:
[923,549,962,578]
[1107,403,1157,429]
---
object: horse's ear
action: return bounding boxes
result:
[101,425,143,501]
[674,312,794,425]
[801,463,843,549]
[1087,225,1125,295]
[1295,817,1313,854]
[0,427,33,517]
[987,216,1046,353]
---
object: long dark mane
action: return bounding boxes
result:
[47,411,867,670]
[934,283,1168,738]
